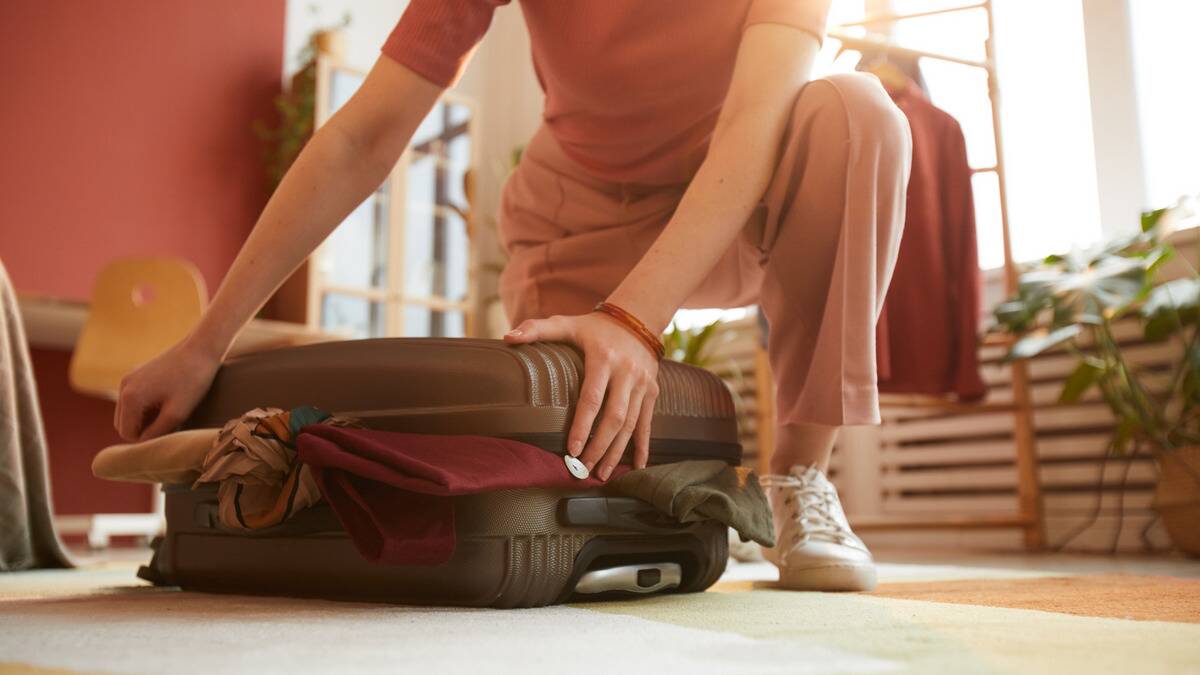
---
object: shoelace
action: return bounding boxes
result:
[761,473,857,546]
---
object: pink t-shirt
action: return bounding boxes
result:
[382,0,831,184]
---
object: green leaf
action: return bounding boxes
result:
[1014,254,1148,324]
[1059,358,1105,403]
[1109,416,1139,455]
[1182,343,1200,404]
[1009,324,1082,360]
[683,320,720,366]
[1051,301,1076,328]
[1141,207,1168,233]
[993,300,1028,325]
[1141,278,1200,341]
[662,319,722,366]
[1142,243,1175,275]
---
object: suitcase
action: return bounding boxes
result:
[140,338,741,607]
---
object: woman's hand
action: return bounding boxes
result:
[504,313,660,479]
[114,336,223,441]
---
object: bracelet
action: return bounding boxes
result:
[592,302,665,361]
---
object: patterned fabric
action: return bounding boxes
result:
[194,407,355,530]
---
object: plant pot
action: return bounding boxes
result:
[1153,445,1200,557]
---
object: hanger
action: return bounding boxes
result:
[862,54,913,91]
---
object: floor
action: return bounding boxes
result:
[1,547,1197,675]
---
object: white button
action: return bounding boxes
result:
[563,455,589,480]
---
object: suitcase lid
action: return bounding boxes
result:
[186,338,740,464]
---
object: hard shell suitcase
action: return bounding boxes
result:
[141,338,741,607]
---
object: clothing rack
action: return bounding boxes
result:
[826,0,1045,549]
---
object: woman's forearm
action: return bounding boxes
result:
[606,116,790,333]
[187,59,442,358]
[188,124,392,355]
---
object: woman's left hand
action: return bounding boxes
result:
[503,313,660,479]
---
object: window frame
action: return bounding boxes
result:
[309,55,478,338]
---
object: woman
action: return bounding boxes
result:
[116,0,911,592]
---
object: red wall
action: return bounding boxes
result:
[0,0,285,299]
[0,1,285,517]
[31,349,149,516]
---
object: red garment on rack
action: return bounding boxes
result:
[877,82,986,401]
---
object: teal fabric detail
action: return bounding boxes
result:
[288,406,331,437]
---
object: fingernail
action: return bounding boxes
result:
[598,466,612,481]
[568,440,583,456]
[506,329,522,337]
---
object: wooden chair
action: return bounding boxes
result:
[60,258,206,548]
[69,258,207,399]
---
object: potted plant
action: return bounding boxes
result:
[254,15,350,193]
[993,206,1200,555]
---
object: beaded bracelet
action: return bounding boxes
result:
[592,301,665,361]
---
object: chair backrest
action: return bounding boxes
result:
[69,258,207,399]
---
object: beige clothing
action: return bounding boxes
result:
[499,73,912,425]
[92,428,216,485]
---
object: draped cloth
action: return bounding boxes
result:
[0,259,72,570]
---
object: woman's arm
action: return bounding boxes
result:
[505,24,821,477]
[608,24,820,332]
[115,57,443,440]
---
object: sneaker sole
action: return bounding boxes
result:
[776,562,878,592]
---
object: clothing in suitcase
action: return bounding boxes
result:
[140,338,743,607]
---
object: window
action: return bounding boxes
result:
[310,59,475,338]
[821,0,1103,270]
[1130,2,1200,210]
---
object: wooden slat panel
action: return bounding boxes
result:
[878,404,1114,444]
[880,490,1157,515]
[879,433,1113,467]
[979,341,1176,388]
[880,458,1155,492]
[882,466,1017,491]
[1040,458,1157,489]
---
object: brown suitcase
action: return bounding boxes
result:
[141,338,739,607]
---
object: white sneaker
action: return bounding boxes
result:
[760,465,877,592]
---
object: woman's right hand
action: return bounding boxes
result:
[114,336,222,441]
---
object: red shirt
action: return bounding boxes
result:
[382,0,831,184]
[877,82,986,401]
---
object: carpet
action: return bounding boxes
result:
[869,574,1200,623]
[1,558,1198,674]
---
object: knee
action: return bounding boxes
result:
[793,73,911,159]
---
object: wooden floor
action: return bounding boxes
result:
[873,547,1200,579]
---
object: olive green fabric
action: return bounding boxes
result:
[608,460,775,547]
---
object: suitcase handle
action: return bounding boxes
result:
[573,563,682,595]
[557,497,690,535]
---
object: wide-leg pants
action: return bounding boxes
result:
[498,73,912,426]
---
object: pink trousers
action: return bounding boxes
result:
[498,73,912,426]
